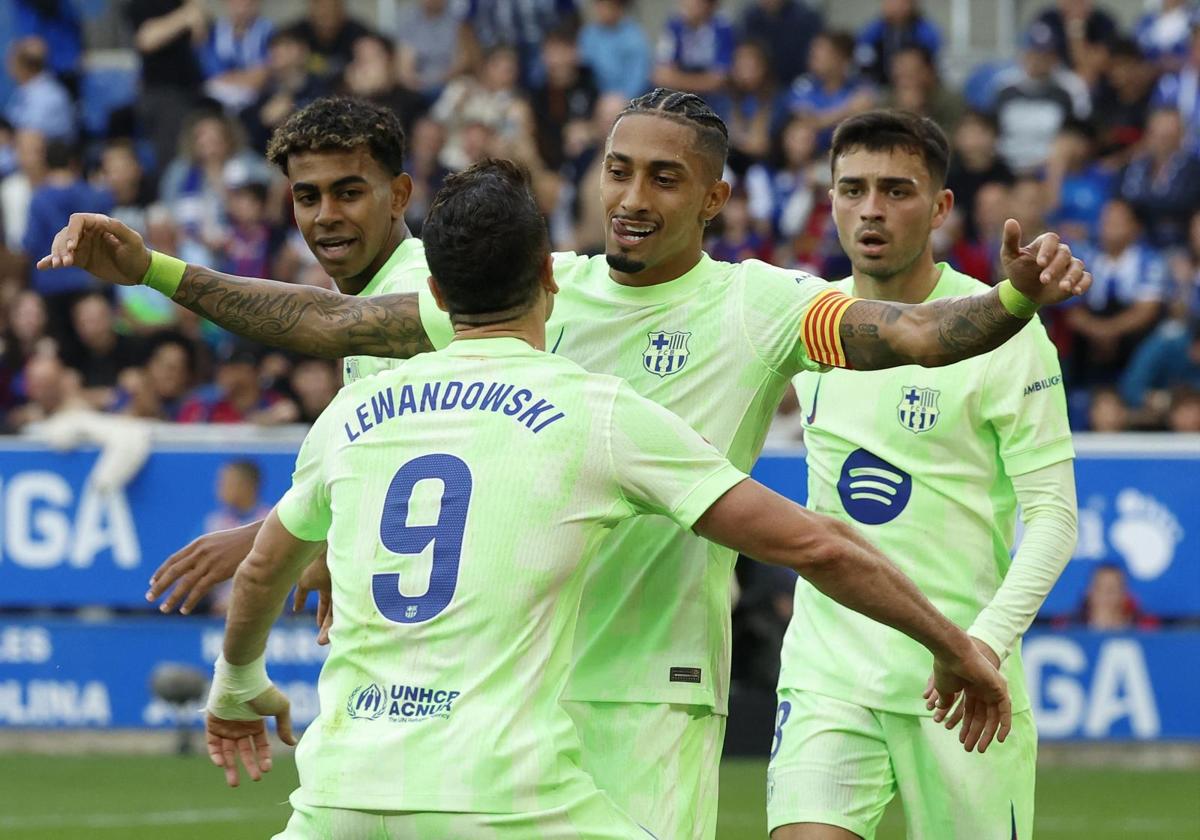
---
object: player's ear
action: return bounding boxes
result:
[539,252,558,296]
[702,178,731,225]
[930,187,953,231]
[427,275,448,312]
[391,173,414,218]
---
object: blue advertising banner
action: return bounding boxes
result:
[0,436,1197,617]
[0,619,1194,740]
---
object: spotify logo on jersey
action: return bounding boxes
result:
[837,449,912,525]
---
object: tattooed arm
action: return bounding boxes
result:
[839,220,1092,371]
[840,291,1025,371]
[34,212,433,360]
[173,266,432,359]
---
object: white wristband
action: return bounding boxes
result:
[206,653,271,720]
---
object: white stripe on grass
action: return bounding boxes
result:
[0,806,283,830]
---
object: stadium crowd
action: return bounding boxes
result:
[1,0,1199,437]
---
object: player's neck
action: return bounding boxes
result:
[332,222,412,296]
[852,250,941,304]
[450,308,548,350]
[609,247,703,288]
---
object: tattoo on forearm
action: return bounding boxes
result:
[840,290,1024,370]
[174,267,434,359]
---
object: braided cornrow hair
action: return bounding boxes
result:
[614,88,729,179]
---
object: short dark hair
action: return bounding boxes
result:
[614,88,729,179]
[422,159,549,320]
[266,96,406,176]
[817,30,856,61]
[225,459,262,490]
[830,110,951,187]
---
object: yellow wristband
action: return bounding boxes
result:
[997,279,1039,319]
[141,251,186,298]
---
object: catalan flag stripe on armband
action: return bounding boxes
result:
[801,290,856,369]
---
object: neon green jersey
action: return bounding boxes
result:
[275,336,745,813]
[343,237,429,384]
[420,252,850,710]
[780,265,1074,716]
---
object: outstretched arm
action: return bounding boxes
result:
[837,220,1091,371]
[37,213,434,360]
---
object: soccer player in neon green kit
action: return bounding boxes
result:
[768,112,1079,840]
[42,91,1089,839]
[200,159,1010,838]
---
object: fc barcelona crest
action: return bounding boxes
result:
[643,331,691,377]
[897,386,940,433]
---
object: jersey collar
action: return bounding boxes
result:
[441,336,542,357]
[356,237,425,298]
[598,252,713,305]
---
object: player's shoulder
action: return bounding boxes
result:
[733,258,839,299]
[550,250,602,287]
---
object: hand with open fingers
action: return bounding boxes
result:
[998,218,1093,306]
[206,685,297,788]
[292,553,334,645]
[929,640,1011,754]
[35,213,152,286]
[147,521,261,614]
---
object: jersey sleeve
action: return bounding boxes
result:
[740,262,856,376]
[980,317,1075,477]
[275,413,334,542]
[607,381,747,530]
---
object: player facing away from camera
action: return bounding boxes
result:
[202,160,1011,839]
[769,112,1079,840]
[40,90,1090,840]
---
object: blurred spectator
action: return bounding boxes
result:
[0,290,55,416]
[853,0,941,87]
[159,110,270,266]
[1151,20,1200,150]
[403,117,451,234]
[785,31,875,151]
[1032,0,1118,81]
[746,116,823,243]
[178,347,296,424]
[738,0,822,91]
[22,140,113,334]
[726,41,782,174]
[340,34,427,141]
[243,29,327,153]
[653,0,736,116]
[706,187,772,263]
[0,128,47,251]
[1093,38,1156,164]
[1167,387,1200,430]
[126,0,207,173]
[289,358,339,423]
[97,140,154,236]
[119,335,196,421]
[1044,121,1114,245]
[282,0,373,83]
[572,93,628,254]
[217,178,280,279]
[60,293,145,410]
[431,45,534,171]
[882,45,964,132]
[530,28,598,171]
[0,119,13,179]
[1121,318,1200,421]
[966,180,1013,285]
[466,0,581,86]
[1118,108,1200,249]
[6,352,84,431]
[201,0,275,112]
[395,0,474,102]
[13,0,83,86]
[1011,176,1050,242]
[730,560,796,689]
[1067,199,1168,387]
[1067,563,1159,629]
[115,204,185,334]
[945,111,1014,242]
[1087,386,1131,431]
[992,22,1091,173]
[578,0,652,100]
[4,36,75,142]
[204,460,272,532]
[1135,0,1195,71]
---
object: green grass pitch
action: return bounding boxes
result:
[0,754,1195,838]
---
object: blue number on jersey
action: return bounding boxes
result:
[373,453,473,624]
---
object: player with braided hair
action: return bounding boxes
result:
[46,88,1089,838]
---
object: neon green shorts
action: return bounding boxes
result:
[562,700,726,840]
[767,688,1037,839]
[273,786,658,839]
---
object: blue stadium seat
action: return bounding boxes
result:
[79,64,140,138]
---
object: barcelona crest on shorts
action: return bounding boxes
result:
[897,385,940,433]
[643,331,691,378]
